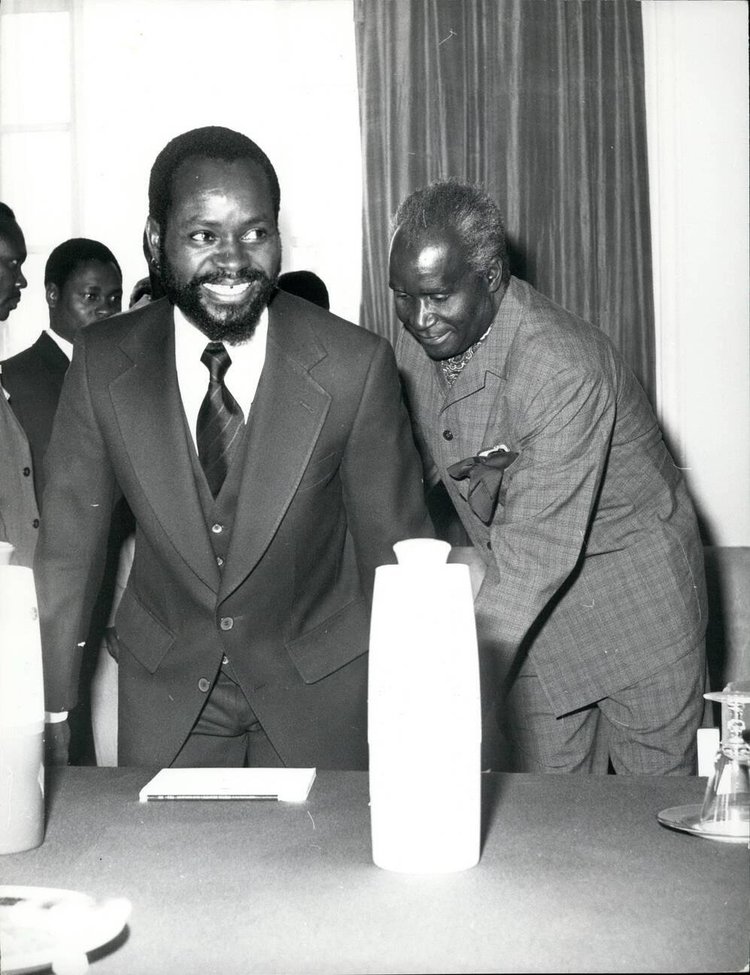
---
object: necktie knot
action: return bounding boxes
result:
[201,342,231,383]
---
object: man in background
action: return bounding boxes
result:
[1,237,122,503]
[0,203,37,568]
[278,270,330,311]
[2,236,124,763]
[38,125,431,769]
[391,179,707,775]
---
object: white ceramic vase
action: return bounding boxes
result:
[368,538,481,873]
[0,560,45,854]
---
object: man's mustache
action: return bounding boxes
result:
[193,268,272,287]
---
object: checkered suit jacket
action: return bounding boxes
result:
[396,277,707,717]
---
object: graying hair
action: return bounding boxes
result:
[391,180,510,284]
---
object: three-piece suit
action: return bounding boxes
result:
[35,291,431,768]
[396,276,707,771]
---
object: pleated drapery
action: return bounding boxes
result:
[355,0,655,403]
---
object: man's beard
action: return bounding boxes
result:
[160,258,279,343]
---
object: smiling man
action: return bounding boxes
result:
[391,179,708,776]
[37,126,431,769]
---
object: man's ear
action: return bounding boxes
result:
[45,282,59,309]
[486,260,504,293]
[145,217,161,267]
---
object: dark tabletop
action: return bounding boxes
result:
[1,768,748,974]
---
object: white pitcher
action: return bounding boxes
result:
[368,538,481,873]
[0,557,45,854]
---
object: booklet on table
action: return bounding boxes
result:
[138,767,316,803]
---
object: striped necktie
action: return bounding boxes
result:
[197,342,245,497]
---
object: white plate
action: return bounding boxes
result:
[657,804,750,845]
[0,885,131,974]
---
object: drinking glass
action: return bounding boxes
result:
[699,681,750,838]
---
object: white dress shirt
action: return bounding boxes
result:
[47,328,73,362]
[173,305,268,450]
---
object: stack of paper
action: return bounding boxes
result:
[138,767,316,803]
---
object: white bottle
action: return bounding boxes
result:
[0,558,46,854]
[368,538,481,872]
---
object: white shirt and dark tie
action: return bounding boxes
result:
[173,305,267,452]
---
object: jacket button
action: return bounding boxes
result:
[198,678,210,693]
[32,518,40,528]
[220,617,234,631]
[22,467,31,476]
[442,429,454,441]
[211,523,223,534]
[216,555,224,567]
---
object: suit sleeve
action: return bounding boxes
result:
[340,337,434,593]
[34,335,119,711]
[474,364,614,663]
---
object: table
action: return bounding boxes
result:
[1,768,748,974]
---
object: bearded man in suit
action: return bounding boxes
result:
[391,180,707,775]
[39,126,432,768]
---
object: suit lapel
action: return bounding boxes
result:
[220,294,330,600]
[37,331,70,373]
[436,281,528,473]
[110,303,220,591]
[442,280,523,412]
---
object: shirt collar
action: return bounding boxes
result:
[47,328,74,361]
[440,322,493,387]
[173,303,269,367]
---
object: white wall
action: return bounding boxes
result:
[0,0,362,355]
[642,0,750,546]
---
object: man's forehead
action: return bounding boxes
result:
[65,259,122,286]
[391,227,467,278]
[172,155,269,197]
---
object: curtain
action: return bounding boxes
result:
[354,0,655,403]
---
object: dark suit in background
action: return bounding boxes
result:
[3,329,129,763]
[2,331,68,500]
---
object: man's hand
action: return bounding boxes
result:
[44,718,70,767]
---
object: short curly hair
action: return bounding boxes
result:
[392,180,510,285]
[148,126,280,229]
[44,238,121,290]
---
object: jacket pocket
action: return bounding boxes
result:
[295,451,341,494]
[286,596,369,683]
[114,586,175,674]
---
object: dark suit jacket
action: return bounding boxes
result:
[35,292,432,768]
[1,331,69,501]
[397,277,707,717]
